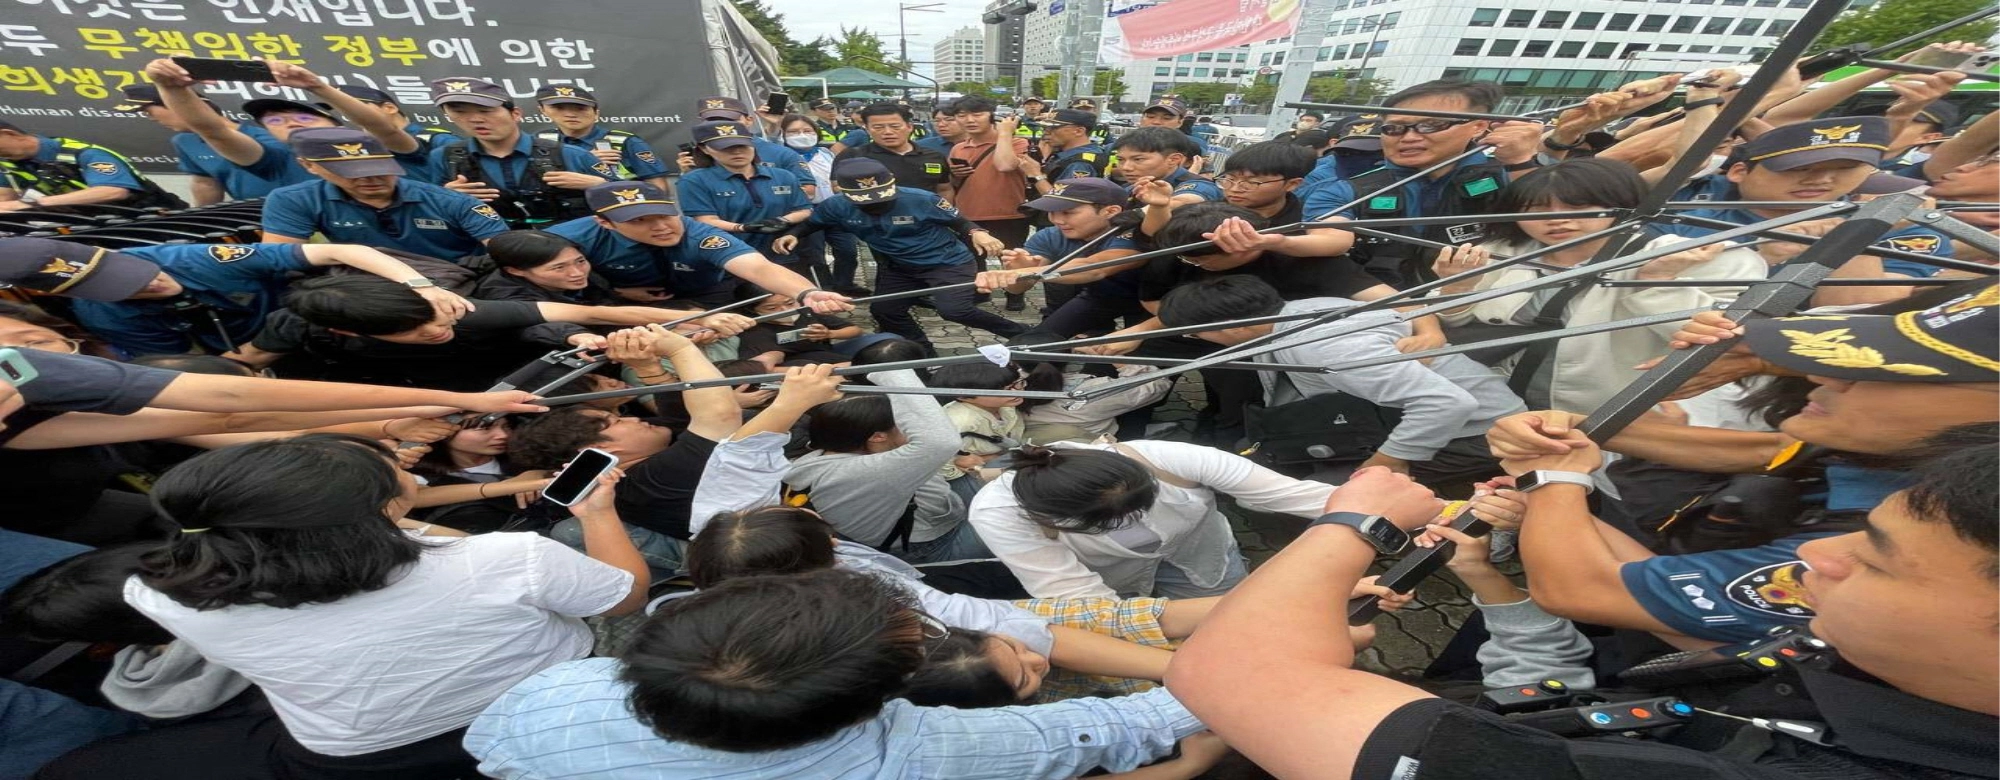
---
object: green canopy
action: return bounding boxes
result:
[830,89,891,99]
[781,66,927,91]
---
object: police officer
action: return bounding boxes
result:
[689,96,815,194]
[1301,81,1544,287]
[1013,97,1047,150]
[533,84,672,189]
[428,77,615,230]
[0,235,468,357]
[110,84,271,205]
[546,181,845,310]
[314,83,457,182]
[258,61,449,185]
[772,158,1028,351]
[140,57,328,191]
[677,121,814,269]
[974,177,1148,338]
[1034,108,1111,189]
[261,128,509,262]
[808,98,856,147]
[0,120,185,212]
[1135,97,1207,171]
[1070,98,1114,146]
[1299,114,1383,192]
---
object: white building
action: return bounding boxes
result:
[934,26,989,85]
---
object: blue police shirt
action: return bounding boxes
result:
[1023,224,1141,298]
[261,179,510,261]
[1649,205,1955,278]
[1302,151,1504,220]
[1621,465,1911,644]
[13,136,147,193]
[425,132,614,190]
[172,126,284,199]
[1670,174,1734,204]
[838,127,871,148]
[806,188,972,267]
[915,134,954,153]
[546,216,754,291]
[547,125,671,180]
[67,243,310,356]
[1161,167,1223,202]
[1301,154,1340,194]
[396,120,453,182]
[676,165,811,254]
[1044,144,1109,181]
[752,138,814,185]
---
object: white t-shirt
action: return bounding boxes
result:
[125,531,632,756]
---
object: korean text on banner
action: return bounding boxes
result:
[1098,0,1302,63]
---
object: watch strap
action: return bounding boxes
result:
[1521,470,1595,494]
[402,278,437,289]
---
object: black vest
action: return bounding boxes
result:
[1343,161,1508,288]
[439,138,586,229]
[1,138,187,210]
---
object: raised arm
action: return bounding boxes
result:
[268,60,419,153]
[142,58,267,165]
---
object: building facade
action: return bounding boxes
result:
[934,26,989,85]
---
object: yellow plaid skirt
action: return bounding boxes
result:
[1015,596,1175,702]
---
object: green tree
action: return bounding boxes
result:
[1243,81,1278,109]
[1169,82,1230,108]
[945,81,1003,99]
[1305,75,1393,102]
[830,26,911,73]
[1032,73,1061,99]
[1814,0,1997,55]
[732,0,834,76]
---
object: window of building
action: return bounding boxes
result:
[1702,16,1731,33]
[1382,11,1402,27]
[1767,18,1794,35]
[1656,43,1682,52]
[1272,52,1286,64]
[1753,0,1777,6]
[1574,11,1604,28]
[1719,46,1743,54]
[1504,9,1534,27]
[1177,53,1193,61]
[1196,52,1214,61]
[1722,0,1746,5]
[1501,69,1533,86]
[1192,68,1208,76]
[1589,41,1616,58]
[1670,16,1699,33]
[1622,42,1648,57]
[1556,41,1584,57]
[1174,67,1190,76]
[1540,10,1570,28]
[1733,17,1764,34]
[1154,67,1170,76]
[1607,12,1636,30]
[1488,38,1519,56]
[1454,38,1485,55]
[1331,0,1349,9]
[1639,14,1668,31]
[1688,44,1712,53]
[1522,39,1551,57]
[1257,52,1272,65]
[1369,40,1388,56]
[1317,46,1333,60]
[1469,7,1501,26]
[1334,44,1350,59]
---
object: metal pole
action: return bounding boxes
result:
[1281,101,1538,124]
[1863,6,2000,57]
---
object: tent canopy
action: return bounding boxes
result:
[782,66,926,90]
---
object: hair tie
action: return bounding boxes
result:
[179,527,211,534]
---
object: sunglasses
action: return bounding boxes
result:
[1378,118,1475,136]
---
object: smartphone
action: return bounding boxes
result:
[170,56,277,83]
[677,142,697,155]
[763,92,790,115]
[0,348,38,386]
[775,327,808,344]
[593,140,615,153]
[541,447,618,507]
[1906,48,1998,72]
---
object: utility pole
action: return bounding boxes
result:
[1266,0,1335,135]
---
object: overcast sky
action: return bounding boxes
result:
[761,0,995,79]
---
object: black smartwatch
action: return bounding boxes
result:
[1309,511,1410,555]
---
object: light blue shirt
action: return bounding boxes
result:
[467,657,1202,780]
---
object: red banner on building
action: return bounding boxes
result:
[1099,0,1302,62]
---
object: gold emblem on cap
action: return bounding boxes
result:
[555,87,575,97]
[611,188,644,204]
[714,125,740,136]
[705,98,727,109]
[1351,123,1376,135]
[39,258,85,276]
[1945,287,1999,313]
[1782,327,1944,377]
[1048,183,1067,196]
[854,176,879,188]
[332,143,368,157]
[444,81,473,93]
[1812,124,1861,141]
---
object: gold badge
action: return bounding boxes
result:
[554,87,575,97]
[698,235,729,249]
[936,198,952,210]
[636,151,658,163]
[1943,287,1998,314]
[39,257,85,276]
[88,162,119,174]
[704,98,727,109]
[1782,327,1944,376]
[1886,235,1940,254]
[332,143,368,157]
[207,245,253,263]
[611,188,644,204]
[853,176,878,188]
[714,125,739,137]
[1808,124,1862,145]
[1350,123,1376,135]
[472,205,501,220]
[444,81,473,93]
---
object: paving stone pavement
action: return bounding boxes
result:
[848,253,1498,678]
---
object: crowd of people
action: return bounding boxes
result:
[0,39,1995,780]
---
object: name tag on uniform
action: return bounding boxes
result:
[672,262,696,272]
[414,218,448,230]
[890,215,916,225]
[715,190,736,197]
[771,185,793,195]
[924,162,943,174]
[1445,223,1486,244]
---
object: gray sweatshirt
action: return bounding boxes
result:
[102,641,254,720]
[1475,595,1598,690]
[786,369,966,545]
[1263,299,1525,461]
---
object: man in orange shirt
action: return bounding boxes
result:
[949,97,1036,311]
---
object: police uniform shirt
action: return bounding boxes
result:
[676,165,811,253]
[1650,205,1955,278]
[1043,143,1109,181]
[546,216,753,291]
[261,179,510,261]
[1670,174,1734,204]
[398,120,453,182]
[1022,224,1140,298]
[547,124,671,180]
[5,136,150,195]
[915,134,954,154]
[837,127,871,148]
[1301,150,1504,220]
[834,143,952,194]
[425,133,613,190]
[1160,167,1224,202]
[172,123,295,199]
[805,187,974,267]
[250,301,553,391]
[68,243,311,356]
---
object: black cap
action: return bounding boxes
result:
[290,127,405,178]
[695,95,751,120]
[1332,115,1383,151]
[0,238,160,301]
[810,98,838,110]
[690,120,755,150]
[111,85,163,112]
[585,182,679,222]
[241,98,340,123]
[535,84,598,107]
[1289,129,1333,149]
[832,158,898,203]
[1143,97,1189,118]
[1738,116,1889,171]
[1915,101,1960,131]
[1025,177,1125,211]
[1039,108,1099,130]
[1744,283,1998,383]
[430,77,511,108]
[1069,98,1097,110]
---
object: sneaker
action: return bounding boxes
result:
[1005,293,1026,312]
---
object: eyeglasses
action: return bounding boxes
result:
[913,609,951,659]
[1378,118,1474,136]
[1216,175,1288,190]
[260,113,325,126]
[0,337,81,354]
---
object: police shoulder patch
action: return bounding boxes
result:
[1175,182,1199,192]
[636,151,659,163]
[593,162,615,176]
[206,245,255,263]
[88,162,121,174]
[1723,561,1816,619]
[698,235,731,250]
[1886,235,1942,254]
[471,204,503,221]
[936,198,953,211]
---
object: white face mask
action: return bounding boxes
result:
[784,133,818,150]
[1695,153,1729,179]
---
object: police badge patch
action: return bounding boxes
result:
[88,162,121,175]
[472,205,503,221]
[207,245,255,263]
[1886,235,1942,254]
[1724,561,1816,619]
[636,151,659,164]
[698,235,730,250]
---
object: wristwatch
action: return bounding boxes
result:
[1516,470,1595,495]
[402,278,437,289]
[1309,511,1410,555]
[1025,175,1044,182]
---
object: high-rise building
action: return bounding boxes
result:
[983,0,1035,86]
[934,26,989,86]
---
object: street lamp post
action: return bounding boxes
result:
[899,1,945,98]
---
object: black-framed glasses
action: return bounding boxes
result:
[1378,118,1474,136]
[1216,175,1288,190]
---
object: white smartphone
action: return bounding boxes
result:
[541,447,619,506]
[776,327,808,344]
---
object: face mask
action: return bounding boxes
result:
[1901,149,1932,165]
[784,133,818,150]
[1695,154,1729,179]
[859,200,897,215]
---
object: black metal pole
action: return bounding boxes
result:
[1663,213,2000,275]
[1280,101,1539,124]
[1863,6,2000,56]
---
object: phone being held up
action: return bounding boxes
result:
[763,92,790,116]
[541,448,619,507]
[170,56,277,83]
